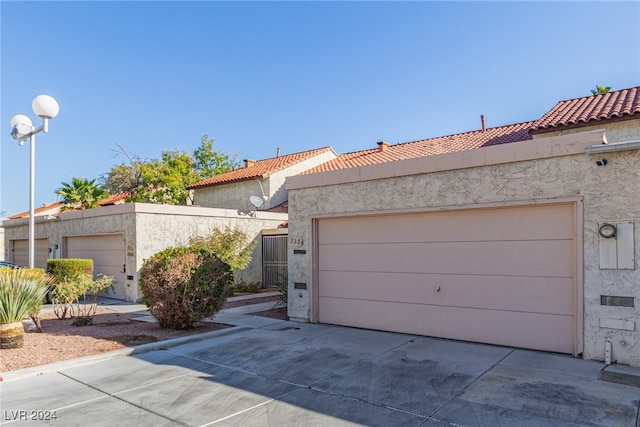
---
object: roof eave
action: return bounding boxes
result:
[530,113,640,135]
[188,173,269,190]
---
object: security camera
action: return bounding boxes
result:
[596,159,608,166]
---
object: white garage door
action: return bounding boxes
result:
[318,203,578,354]
[12,239,49,269]
[66,234,127,300]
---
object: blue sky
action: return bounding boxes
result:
[1,1,639,218]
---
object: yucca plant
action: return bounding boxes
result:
[0,269,52,349]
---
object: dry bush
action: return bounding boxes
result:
[140,248,232,329]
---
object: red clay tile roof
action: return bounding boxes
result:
[8,192,129,219]
[268,200,288,213]
[303,121,534,173]
[99,192,130,206]
[8,202,64,219]
[531,86,640,133]
[187,147,336,189]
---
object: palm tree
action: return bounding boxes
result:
[591,85,611,95]
[57,177,107,210]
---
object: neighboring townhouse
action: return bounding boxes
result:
[2,148,336,301]
[7,202,65,221]
[286,86,640,366]
[187,146,338,212]
[530,86,640,143]
[4,195,129,266]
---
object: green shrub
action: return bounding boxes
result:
[20,268,49,331]
[47,259,94,319]
[47,258,93,278]
[140,247,232,329]
[72,274,114,326]
[274,271,288,308]
[189,227,256,271]
[0,269,53,324]
[234,280,262,294]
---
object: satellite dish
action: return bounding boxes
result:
[249,195,265,209]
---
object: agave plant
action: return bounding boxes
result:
[0,269,52,348]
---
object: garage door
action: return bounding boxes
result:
[12,239,49,268]
[66,234,127,300]
[318,203,578,354]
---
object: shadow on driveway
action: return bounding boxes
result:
[1,320,639,426]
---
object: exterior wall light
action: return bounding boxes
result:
[599,223,617,239]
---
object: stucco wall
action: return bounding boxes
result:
[192,150,337,211]
[2,203,287,302]
[133,204,288,299]
[193,179,265,212]
[0,227,4,261]
[533,120,640,144]
[286,129,640,366]
[266,150,339,209]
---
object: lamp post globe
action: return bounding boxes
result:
[10,114,33,129]
[32,95,59,119]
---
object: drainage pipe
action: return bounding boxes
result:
[586,139,640,154]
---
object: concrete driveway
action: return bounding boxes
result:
[1,304,639,426]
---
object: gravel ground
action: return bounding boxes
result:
[0,296,287,373]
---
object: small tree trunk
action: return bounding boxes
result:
[30,315,43,333]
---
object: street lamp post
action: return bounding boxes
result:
[10,95,60,268]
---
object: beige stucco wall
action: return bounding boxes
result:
[192,150,337,211]
[0,226,4,261]
[533,119,640,144]
[265,150,338,209]
[2,203,287,302]
[193,180,266,213]
[286,129,640,366]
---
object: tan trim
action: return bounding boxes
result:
[311,218,320,323]
[261,228,288,236]
[308,196,583,221]
[0,203,289,223]
[575,199,584,356]
[287,129,606,190]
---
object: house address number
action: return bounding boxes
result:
[289,237,304,247]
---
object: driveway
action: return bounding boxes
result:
[1,303,639,426]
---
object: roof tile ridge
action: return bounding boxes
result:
[256,145,334,163]
[401,120,536,145]
[556,86,640,105]
[338,147,379,157]
[257,146,335,178]
[554,85,640,104]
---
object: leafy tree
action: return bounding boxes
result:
[57,177,107,210]
[100,145,144,195]
[131,150,198,205]
[103,135,238,205]
[194,134,239,180]
[591,85,611,95]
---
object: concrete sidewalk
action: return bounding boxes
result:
[2,296,640,426]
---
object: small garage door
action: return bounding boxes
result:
[66,234,127,300]
[318,203,578,354]
[12,239,49,268]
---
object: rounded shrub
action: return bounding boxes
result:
[140,247,232,330]
[47,259,93,279]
